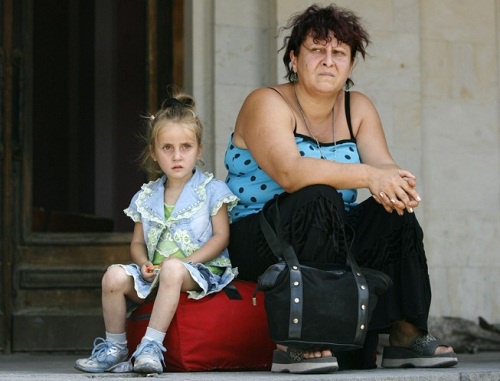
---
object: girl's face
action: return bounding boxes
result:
[151,121,202,183]
[290,31,354,93]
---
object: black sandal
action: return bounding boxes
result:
[271,347,339,374]
[382,333,458,368]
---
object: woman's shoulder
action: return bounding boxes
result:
[239,85,295,124]
[348,90,377,110]
[243,84,292,107]
[346,90,380,125]
[235,84,295,139]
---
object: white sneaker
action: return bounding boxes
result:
[74,338,129,373]
[132,339,166,374]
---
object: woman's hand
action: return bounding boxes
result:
[370,168,421,215]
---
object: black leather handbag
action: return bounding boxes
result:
[257,199,392,351]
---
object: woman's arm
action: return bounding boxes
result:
[235,88,419,213]
[352,92,421,212]
[236,88,374,191]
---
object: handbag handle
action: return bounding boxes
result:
[260,197,370,345]
[260,203,304,339]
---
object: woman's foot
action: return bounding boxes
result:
[382,320,458,368]
[272,345,338,374]
[389,321,454,355]
[277,344,332,359]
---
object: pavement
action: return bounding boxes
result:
[0,351,499,381]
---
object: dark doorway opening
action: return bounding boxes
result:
[30,0,183,233]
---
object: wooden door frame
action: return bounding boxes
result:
[1,0,184,353]
[0,0,22,353]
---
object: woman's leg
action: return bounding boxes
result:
[346,197,430,332]
[228,211,275,281]
[267,186,345,366]
[274,185,347,265]
[229,185,347,281]
[346,197,455,360]
[275,188,454,367]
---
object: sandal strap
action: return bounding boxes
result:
[286,347,305,362]
[409,333,443,356]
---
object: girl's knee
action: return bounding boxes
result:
[159,259,186,281]
[102,265,129,289]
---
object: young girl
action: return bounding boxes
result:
[75,92,239,374]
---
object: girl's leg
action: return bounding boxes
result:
[133,258,198,374]
[75,266,139,373]
[101,265,142,333]
[148,259,197,332]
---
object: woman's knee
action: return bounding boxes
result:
[300,184,340,197]
[276,185,344,223]
[283,184,344,209]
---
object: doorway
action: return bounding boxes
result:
[1,0,183,352]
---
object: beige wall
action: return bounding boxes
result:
[185,0,500,322]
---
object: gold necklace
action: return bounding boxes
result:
[294,87,336,161]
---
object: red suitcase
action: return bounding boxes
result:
[126,280,275,371]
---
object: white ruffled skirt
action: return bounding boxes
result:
[110,262,237,300]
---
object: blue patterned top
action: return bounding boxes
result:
[224,133,360,222]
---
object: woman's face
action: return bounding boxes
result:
[290,31,354,93]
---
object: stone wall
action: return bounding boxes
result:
[185,0,500,322]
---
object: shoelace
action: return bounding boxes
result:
[132,340,166,365]
[89,337,114,361]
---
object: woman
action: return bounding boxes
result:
[224,3,457,374]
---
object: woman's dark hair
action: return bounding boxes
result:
[280,3,370,82]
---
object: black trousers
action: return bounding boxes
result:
[229,185,431,367]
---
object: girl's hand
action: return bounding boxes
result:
[370,168,421,215]
[146,265,161,274]
[141,261,156,282]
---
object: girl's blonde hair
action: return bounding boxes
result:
[140,90,203,179]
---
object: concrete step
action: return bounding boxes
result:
[0,352,498,380]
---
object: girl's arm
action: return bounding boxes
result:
[178,204,230,265]
[130,222,155,280]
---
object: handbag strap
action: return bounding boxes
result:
[260,203,303,339]
[260,198,370,345]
